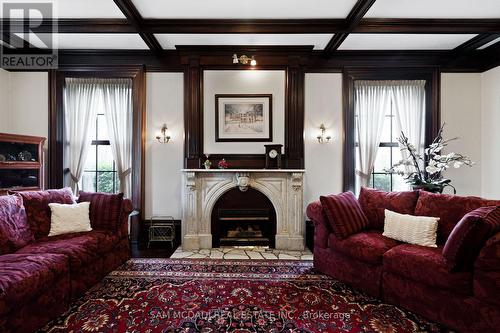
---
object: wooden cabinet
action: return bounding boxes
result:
[0,133,46,194]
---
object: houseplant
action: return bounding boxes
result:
[387,124,474,194]
[203,154,212,169]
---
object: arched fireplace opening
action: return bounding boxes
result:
[211,187,277,248]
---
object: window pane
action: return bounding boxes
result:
[97,171,115,193]
[97,114,109,141]
[97,145,114,171]
[392,146,403,166]
[373,174,391,192]
[380,116,392,143]
[392,174,408,191]
[391,115,400,142]
[373,147,391,172]
[114,172,121,193]
[81,172,96,192]
[83,146,96,171]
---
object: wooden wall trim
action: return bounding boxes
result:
[33,48,494,73]
[183,56,203,168]
[284,56,305,169]
[342,67,441,192]
[181,53,306,169]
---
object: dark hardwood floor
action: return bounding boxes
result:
[130,241,179,258]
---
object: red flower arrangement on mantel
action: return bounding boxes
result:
[218,158,229,169]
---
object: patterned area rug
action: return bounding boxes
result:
[40,259,450,333]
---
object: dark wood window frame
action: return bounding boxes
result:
[48,66,146,216]
[342,67,441,192]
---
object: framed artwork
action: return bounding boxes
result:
[215,94,273,142]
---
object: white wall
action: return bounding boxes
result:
[8,72,48,139]
[203,70,285,154]
[145,72,184,219]
[0,69,11,132]
[304,73,343,205]
[441,73,482,196]
[480,66,500,199]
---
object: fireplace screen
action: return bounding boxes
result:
[211,188,276,247]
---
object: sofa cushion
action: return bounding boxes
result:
[0,194,34,255]
[13,188,75,238]
[443,206,500,271]
[0,252,69,316]
[16,232,105,269]
[328,230,400,265]
[48,202,92,236]
[383,209,439,248]
[383,244,472,294]
[320,192,369,239]
[414,191,500,243]
[78,191,124,231]
[358,187,419,230]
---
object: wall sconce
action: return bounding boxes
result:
[317,124,332,143]
[232,54,257,66]
[156,124,171,143]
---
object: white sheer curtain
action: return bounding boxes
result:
[391,80,426,177]
[354,81,391,191]
[101,78,133,198]
[64,78,100,194]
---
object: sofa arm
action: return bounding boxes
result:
[118,199,133,239]
[473,232,500,306]
[306,200,331,249]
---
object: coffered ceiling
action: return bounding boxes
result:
[132,0,358,19]
[0,0,499,69]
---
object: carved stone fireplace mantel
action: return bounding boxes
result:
[181,169,305,251]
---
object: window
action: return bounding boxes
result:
[81,113,120,193]
[343,69,438,194]
[355,100,407,192]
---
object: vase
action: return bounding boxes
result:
[411,184,444,194]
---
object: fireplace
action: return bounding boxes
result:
[181,169,304,250]
[212,188,276,247]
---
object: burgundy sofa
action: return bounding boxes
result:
[307,188,500,333]
[0,188,132,333]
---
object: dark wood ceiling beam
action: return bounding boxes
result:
[452,33,500,54]
[1,32,36,49]
[323,0,377,57]
[445,33,500,69]
[112,0,163,53]
[3,18,500,34]
[355,19,500,34]
[143,19,344,34]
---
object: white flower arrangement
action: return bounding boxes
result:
[386,124,474,193]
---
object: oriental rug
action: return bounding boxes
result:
[40,259,449,332]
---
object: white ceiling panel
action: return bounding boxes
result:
[155,34,334,50]
[133,0,357,19]
[365,0,500,18]
[1,0,125,18]
[26,33,148,49]
[338,34,477,50]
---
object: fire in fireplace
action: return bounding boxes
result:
[211,188,276,247]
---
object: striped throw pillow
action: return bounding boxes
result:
[320,192,369,239]
[443,206,500,271]
[77,192,124,232]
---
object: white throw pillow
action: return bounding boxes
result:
[48,202,92,237]
[383,209,439,247]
